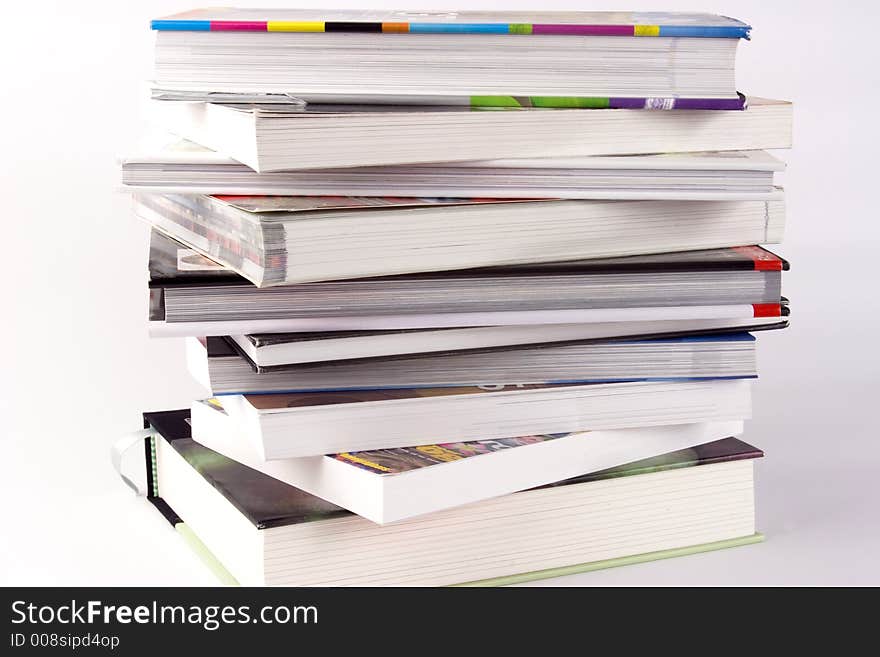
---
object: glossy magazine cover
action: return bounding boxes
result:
[333,435,568,475]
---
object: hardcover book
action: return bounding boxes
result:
[150,11,750,105]
[145,408,764,586]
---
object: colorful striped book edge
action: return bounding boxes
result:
[468,95,747,110]
[150,20,750,38]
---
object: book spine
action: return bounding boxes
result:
[141,420,184,526]
[151,20,749,39]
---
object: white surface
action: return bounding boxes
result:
[1,0,878,586]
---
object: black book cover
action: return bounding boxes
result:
[143,409,763,531]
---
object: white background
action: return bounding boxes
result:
[1,0,878,586]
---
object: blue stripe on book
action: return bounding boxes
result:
[408,23,511,34]
[658,25,750,38]
[151,20,212,31]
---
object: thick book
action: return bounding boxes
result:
[150,10,748,105]
[123,139,784,201]
[149,97,792,172]
[145,408,763,586]
[147,229,788,336]
[186,332,759,395]
[137,195,787,288]
[192,396,745,523]
[208,378,752,459]
[232,319,789,366]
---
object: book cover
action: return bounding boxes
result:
[329,416,764,478]
[151,90,748,110]
[152,10,751,39]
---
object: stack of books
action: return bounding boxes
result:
[120,9,793,586]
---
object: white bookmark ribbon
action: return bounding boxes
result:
[110,429,152,496]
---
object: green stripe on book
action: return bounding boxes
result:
[469,95,613,108]
[175,523,240,586]
[530,96,610,108]
[470,95,524,107]
[454,533,765,586]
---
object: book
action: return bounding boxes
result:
[186,333,759,396]
[146,408,763,586]
[147,229,788,336]
[149,96,792,172]
[209,378,752,459]
[123,139,784,201]
[192,396,745,523]
[232,319,789,367]
[150,10,748,104]
[136,195,786,287]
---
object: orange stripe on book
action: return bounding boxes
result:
[731,245,783,271]
[382,22,409,32]
[753,303,781,317]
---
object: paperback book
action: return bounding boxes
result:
[208,378,753,458]
[149,97,792,171]
[123,140,783,201]
[186,332,759,395]
[230,317,789,366]
[136,193,786,286]
[192,396,745,523]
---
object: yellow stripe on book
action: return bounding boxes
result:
[634,25,660,36]
[267,21,325,32]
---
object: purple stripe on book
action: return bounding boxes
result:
[606,96,746,110]
[672,96,746,110]
[608,98,647,109]
[532,24,634,36]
